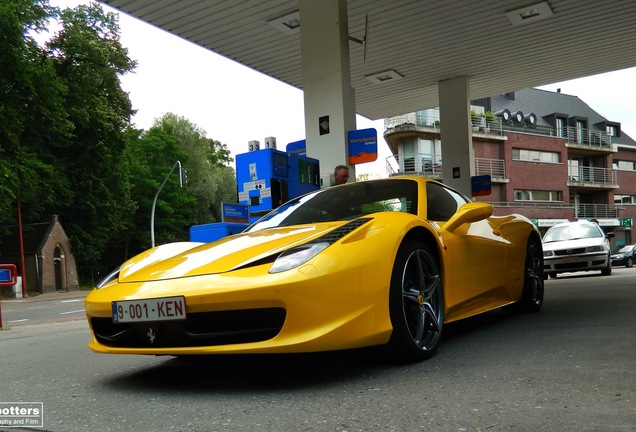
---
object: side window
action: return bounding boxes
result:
[426,182,468,221]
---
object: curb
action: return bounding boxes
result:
[1,290,90,303]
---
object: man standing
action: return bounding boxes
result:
[333,165,350,185]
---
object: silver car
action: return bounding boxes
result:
[542,221,612,279]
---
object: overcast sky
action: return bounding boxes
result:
[50,0,636,177]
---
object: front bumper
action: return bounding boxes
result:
[84,261,394,355]
[544,252,609,274]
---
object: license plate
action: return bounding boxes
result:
[112,296,186,324]
[562,257,579,263]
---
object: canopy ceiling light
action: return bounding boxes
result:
[506,1,554,26]
[364,70,404,85]
[267,10,300,35]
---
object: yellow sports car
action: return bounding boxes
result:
[85,176,544,362]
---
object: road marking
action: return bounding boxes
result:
[60,299,83,303]
[59,309,85,315]
[9,319,30,323]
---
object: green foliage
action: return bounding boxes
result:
[0,2,238,283]
[44,3,137,276]
[0,0,72,225]
[130,114,237,247]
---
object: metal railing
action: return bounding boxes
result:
[384,112,436,130]
[489,202,619,219]
[575,204,619,218]
[551,126,613,149]
[475,158,506,179]
[504,124,615,150]
[384,111,614,151]
[386,154,507,180]
[384,110,503,136]
[386,153,443,177]
[567,165,617,186]
[491,202,575,210]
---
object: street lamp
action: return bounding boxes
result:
[150,161,186,248]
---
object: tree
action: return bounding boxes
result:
[44,2,137,279]
[150,113,236,226]
[117,113,236,262]
[0,0,72,229]
[1,2,237,284]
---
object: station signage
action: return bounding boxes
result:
[471,175,491,197]
[221,203,250,224]
[348,128,377,165]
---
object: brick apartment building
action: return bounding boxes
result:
[383,88,636,246]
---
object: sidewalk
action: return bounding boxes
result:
[1,289,90,302]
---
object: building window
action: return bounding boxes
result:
[576,120,586,143]
[614,160,636,171]
[606,125,618,137]
[512,148,560,163]
[556,117,566,137]
[515,190,562,202]
[614,195,636,205]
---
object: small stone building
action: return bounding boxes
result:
[0,215,79,294]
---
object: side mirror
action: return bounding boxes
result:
[442,202,493,232]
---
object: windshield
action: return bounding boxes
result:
[246,179,418,232]
[612,244,634,253]
[543,223,603,243]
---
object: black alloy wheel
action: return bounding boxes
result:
[507,236,544,313]
[388,239,443,362]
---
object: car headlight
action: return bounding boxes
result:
[96,266,121,289]
[587,245,603,252]
[270,242,329,273]
[269,217,373,274]
[543,251,553,257]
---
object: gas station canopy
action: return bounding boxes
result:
[102,0,636,120]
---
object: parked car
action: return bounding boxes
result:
[542,221,613,279]
[84,176,544,363]
[611,244,636,267]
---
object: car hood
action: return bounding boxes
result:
[543,237,606,252]
[118,222,347,282]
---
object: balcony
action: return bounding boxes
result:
[518,126,615,154]
[489,202,620,220]
[557,126,613,148]
[386,153,442,178]
[567,165,618,189]
[384,110,504,136]
[386,154,506,181]
[475,158,507,181]
[575,204,619,219]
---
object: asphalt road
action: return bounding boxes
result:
[0,268,634,432]
[0,291,88,327]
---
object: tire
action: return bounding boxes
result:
[626,257,633,268]
[507,237,544,313]
[601,258,612,276]
[387,239,443,362]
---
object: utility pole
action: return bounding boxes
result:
[17,193,27,297]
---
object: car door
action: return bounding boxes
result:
[425,182,507,321]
